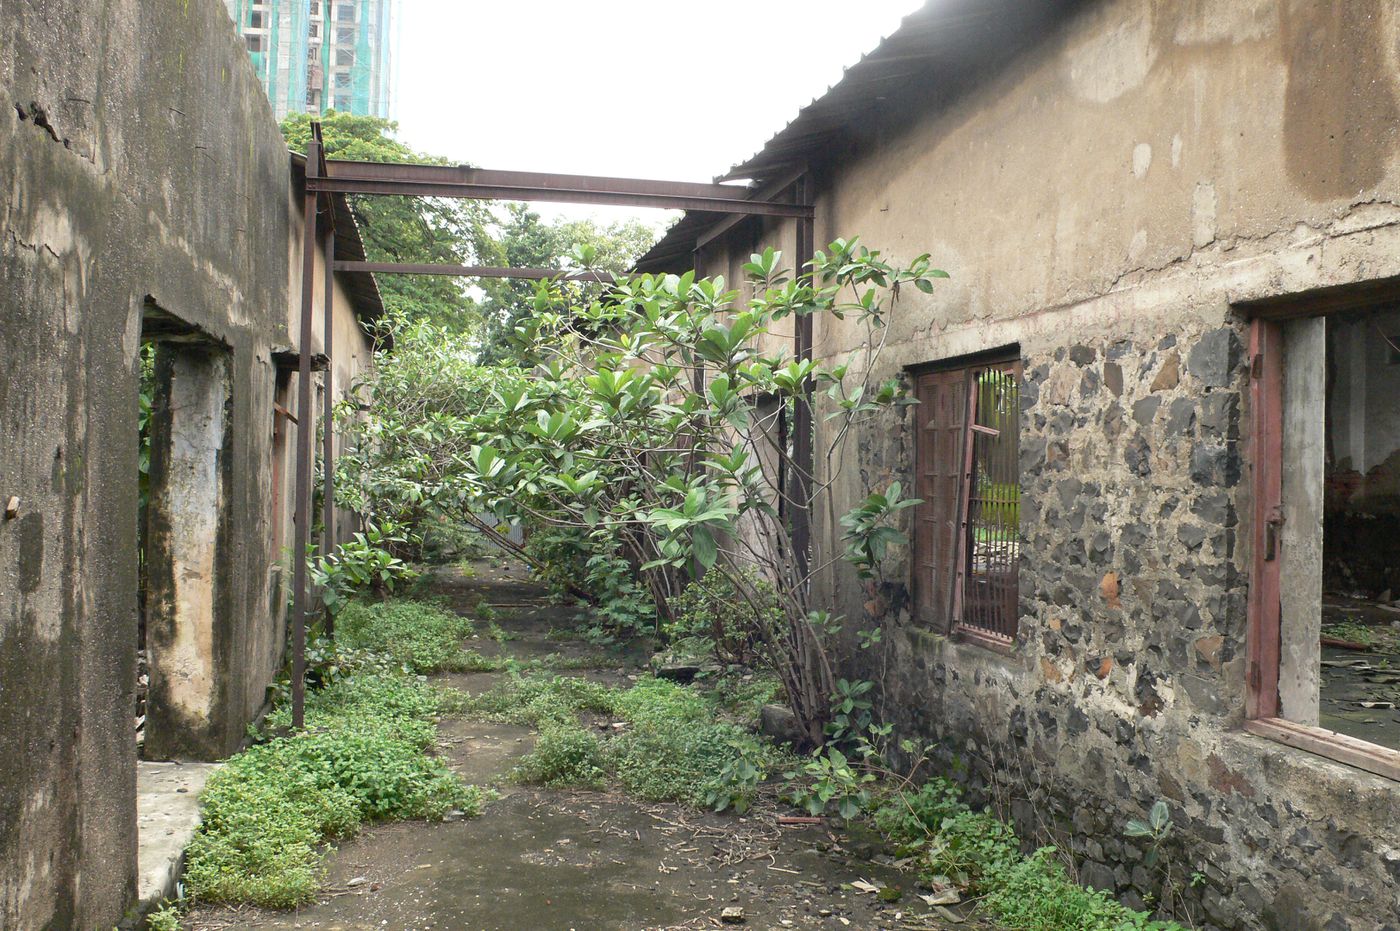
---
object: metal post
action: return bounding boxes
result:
[321,225,336,639]
[691,245,706,398]
[690,246,706,580]
[792,175,815,582]
[290,135,321,730]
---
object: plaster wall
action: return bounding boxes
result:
[0,0,375,925]
[702,1,1400,927]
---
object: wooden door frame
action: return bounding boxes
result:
[1241,313,1400,781]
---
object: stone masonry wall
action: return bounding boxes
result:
[783,2,1400,929]
[824,319,1400,931]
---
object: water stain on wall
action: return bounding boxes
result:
[1282,0,1399,200]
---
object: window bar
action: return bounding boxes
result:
[960,364,1021,641]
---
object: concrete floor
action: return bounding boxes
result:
[137,760,221,908]
[184,562,972,930]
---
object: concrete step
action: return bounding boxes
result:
[136,761,220,912]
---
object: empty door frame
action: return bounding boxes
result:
[1242,313,1400,781]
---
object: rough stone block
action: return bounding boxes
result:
[759,703,804,746]
[1132,396,1162,426]
[1080,860,1118,894]
[1104,362,1124,396]
[1190,443,1240,486]
[1187,328,1241,387]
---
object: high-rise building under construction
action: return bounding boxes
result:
[223,0,398,121]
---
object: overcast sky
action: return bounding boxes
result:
[393,0,923,225]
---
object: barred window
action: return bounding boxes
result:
[910,351,1022,649]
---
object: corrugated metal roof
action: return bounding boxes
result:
[290,152,388,339]
[636,0,1084,272]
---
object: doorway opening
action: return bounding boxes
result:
[1320,310,1400,750]
[139,303,234,761]
[1248,306,1400,780]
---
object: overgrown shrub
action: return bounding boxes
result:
[311,522,418,614]
[418,514,488,563]
[525,527,655,640]
[668,568,780,664]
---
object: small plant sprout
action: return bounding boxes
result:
[1124,798,1173,867]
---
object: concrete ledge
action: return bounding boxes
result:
[137,761,221,910]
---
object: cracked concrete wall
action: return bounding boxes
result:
[0,0,371,926]
[699,1,1400,928]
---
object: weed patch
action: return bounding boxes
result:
[186,636,487,908]
[144,902,183,931]
[986,849,1178,930]
[336,599,475,673]
[510,723,607,787]
[461,674,789,811]
[457,674,618,726]
[708,672,784,723]
[870,780,1186,930]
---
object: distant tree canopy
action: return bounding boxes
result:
[474,204,661,364]
[281,112,659,353]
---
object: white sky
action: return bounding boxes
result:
[393,0,924,225]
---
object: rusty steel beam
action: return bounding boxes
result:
[326,160,751,200]
[310,163,812,217]
[333,260,614,282]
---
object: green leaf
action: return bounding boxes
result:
[1149,800,1170,832]
[1124,820,1153,837]
[692,526,718,569]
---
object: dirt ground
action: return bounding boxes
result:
[185,562,974,931]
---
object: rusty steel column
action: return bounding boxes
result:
[792,174,815,583]
[691,246,706,398]
[290,134,321,730]
[690,246,707,580]
[322,225,336,640]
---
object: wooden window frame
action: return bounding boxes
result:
[1244,313,1400,782]
[908,347,1022,652]
[952,359,1022,650]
